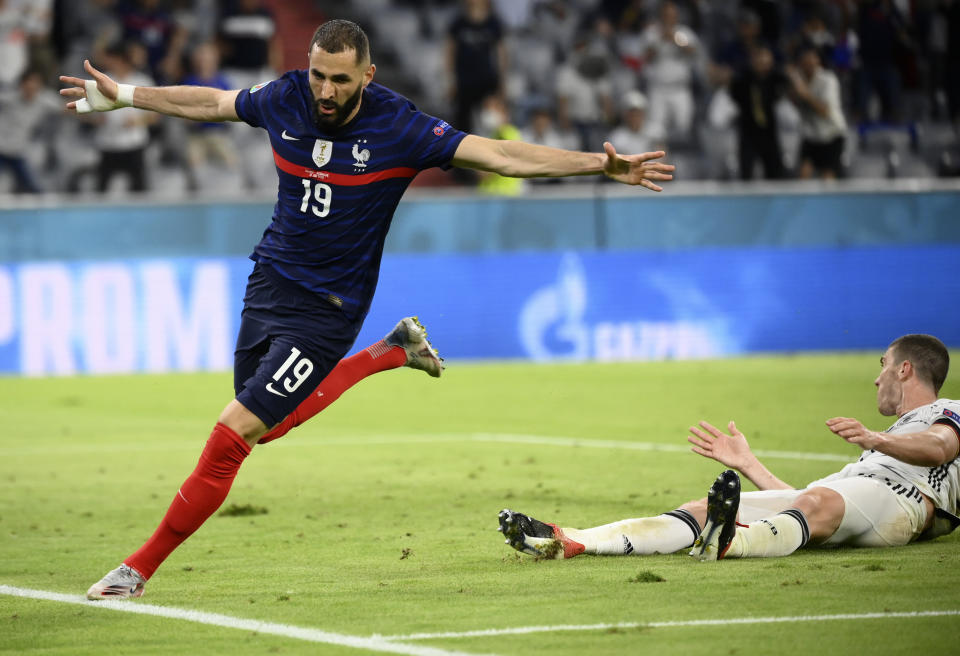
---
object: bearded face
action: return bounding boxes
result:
[312,79,364,129]
[307,45,374,130]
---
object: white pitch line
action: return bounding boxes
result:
[0,585,489,656]
[0,431,853,463]
[464,433,853,462]
[378,610,960,641]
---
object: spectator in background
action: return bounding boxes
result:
[638,0,701,145]
[607,90,661,158]
[556,32,616,150]
[217,0,281,91]
[116,0,185,84]
[706,7,764,177]
[0,68,61,192]
[714,9,764,76]
[92,42,156,192]
[217,0,280,190]
[0,0,29,88]
[788,7,836,67]
[741,0,782,50]
[446,0,506,134]
[20,0,55,82]
[182,41,238,191]
[855,0,910,122]
[611,0,651,75]
[788,46,847,179]
[730,45,788,180]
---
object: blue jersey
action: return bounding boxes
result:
[234,72,467,321]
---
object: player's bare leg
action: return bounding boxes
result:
[789,487,844,539]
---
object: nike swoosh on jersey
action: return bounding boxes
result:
[265,382,288,397]
[281,130,299,141]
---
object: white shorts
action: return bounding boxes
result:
[738,476,928,547]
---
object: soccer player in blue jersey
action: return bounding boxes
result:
[61,19,674,598]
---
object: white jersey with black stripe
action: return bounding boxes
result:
[808,399,960,516]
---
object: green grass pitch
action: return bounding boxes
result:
[2,354,959,655]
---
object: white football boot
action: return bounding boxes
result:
[384,316,444,378]
[86,564,146,600]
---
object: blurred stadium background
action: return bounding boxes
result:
[1,0,959,376]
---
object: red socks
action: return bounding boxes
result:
[258,340,406,444]
[123,342,405,580]
[125,423,251,580]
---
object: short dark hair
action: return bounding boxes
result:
[889,334,950,394]
[309,20,370,64]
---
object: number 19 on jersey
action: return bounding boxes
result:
[300,179,332,217]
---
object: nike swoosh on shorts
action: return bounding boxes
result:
[265,382,288,397]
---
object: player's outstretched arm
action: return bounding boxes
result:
[688,420,794,490]
[60,59,240,122]
[451,135,674,191]
[826,417,960,467]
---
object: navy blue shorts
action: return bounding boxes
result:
[234,262,362,427]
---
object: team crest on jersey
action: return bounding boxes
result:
[249,81,270,93]
[312,139,333,168]
[352,139,370,168]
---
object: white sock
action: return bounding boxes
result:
[562,509,700,556]
[726,509,810,558]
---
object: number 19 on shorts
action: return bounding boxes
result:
[300,179,332,217]
[271,346,314,394]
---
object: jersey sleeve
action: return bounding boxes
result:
[934,401,960,437]
[234,78,283,129]
[403,109,468,171]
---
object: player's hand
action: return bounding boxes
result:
[601,142,675,191]
[826,416,883,450]
[59,59,119,112]
[688,420,754,470]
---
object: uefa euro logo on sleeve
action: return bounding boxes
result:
[433,121,450,137]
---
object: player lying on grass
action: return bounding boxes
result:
[61,19,674,599]
[500,334,960,561]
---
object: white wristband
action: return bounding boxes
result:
[117,83,136,108]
